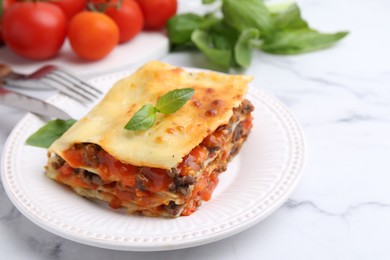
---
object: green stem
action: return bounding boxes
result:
[87,2,99,12]
[115,0,124,10]
[0,0,3,18]
[266,1,296,14]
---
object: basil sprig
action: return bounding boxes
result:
[124,88,194,131]
[124,104,157,131]
[167,1,349,69]
[26,119,76,148]
[25,89,194,148]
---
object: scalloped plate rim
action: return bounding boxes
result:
[1,70,306,251]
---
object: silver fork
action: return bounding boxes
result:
[0,64,103,103]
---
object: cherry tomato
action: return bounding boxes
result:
[68,11,119,60]
[49,0,86,20]
[103,0,144,43]
[136,0,177,30]
[0,0,17,44]
[0,29,2,45]
[2,2,67,60]
[2,0,16,10]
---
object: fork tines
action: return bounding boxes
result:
[43,68,103,103]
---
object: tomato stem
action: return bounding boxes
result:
[0,0,3,18]
[115,0,123,10]
[87,2,99,12]
[87,0,124,12]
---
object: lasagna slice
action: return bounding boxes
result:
[47,61,254,217]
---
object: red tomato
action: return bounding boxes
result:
[0,26,3,45]
[49,0,86,20]
[68,11,119,60]
[136,0,177,30]
[103,0,144,43]
[0,0,17,44]
[2,2,67,60]
[2,0,16,9]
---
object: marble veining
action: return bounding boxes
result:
[336,114,390,124]
[284,199,390,218]
[27,237,63,260]
[0,205,22,224]
[262,58,364,96]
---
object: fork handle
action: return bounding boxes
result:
[0,64,12,87]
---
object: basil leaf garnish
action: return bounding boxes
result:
[26,119,76,148]
[125,88,194,131]
[155,88,195,114]
[124,104,157,131]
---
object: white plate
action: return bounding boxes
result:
[1,70,306,251]
[0,32,168,76]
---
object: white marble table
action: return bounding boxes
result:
[1,0,390,259]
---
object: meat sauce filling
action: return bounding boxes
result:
[53,100,254,215]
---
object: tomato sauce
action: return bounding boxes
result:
[181,172,219,216]
[63,148,83,167]
[62,145,172,194]
[109,196,122,209]
[99,152,137,186]
[199,172,219,201]
[140,167,171,193]
[57,163,95,189]
[178,146,208,175]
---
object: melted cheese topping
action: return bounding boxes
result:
[49,61,252,169]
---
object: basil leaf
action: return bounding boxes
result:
[191,29,232,68]
[166,0,348,69]
[155,88,195,114]
[263,4,348,54]
[272,4,309,31]
[125,89,194,131]
[167,13,205,46]
[261,29,348,54]
[26,119,76,148]
[209,21,238,49]
[202,13,221,28]
[167,13,220,48]
[124,104,157,131]
[222,0,273,37]
[191,22,238,69]
[234,28,259,67]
